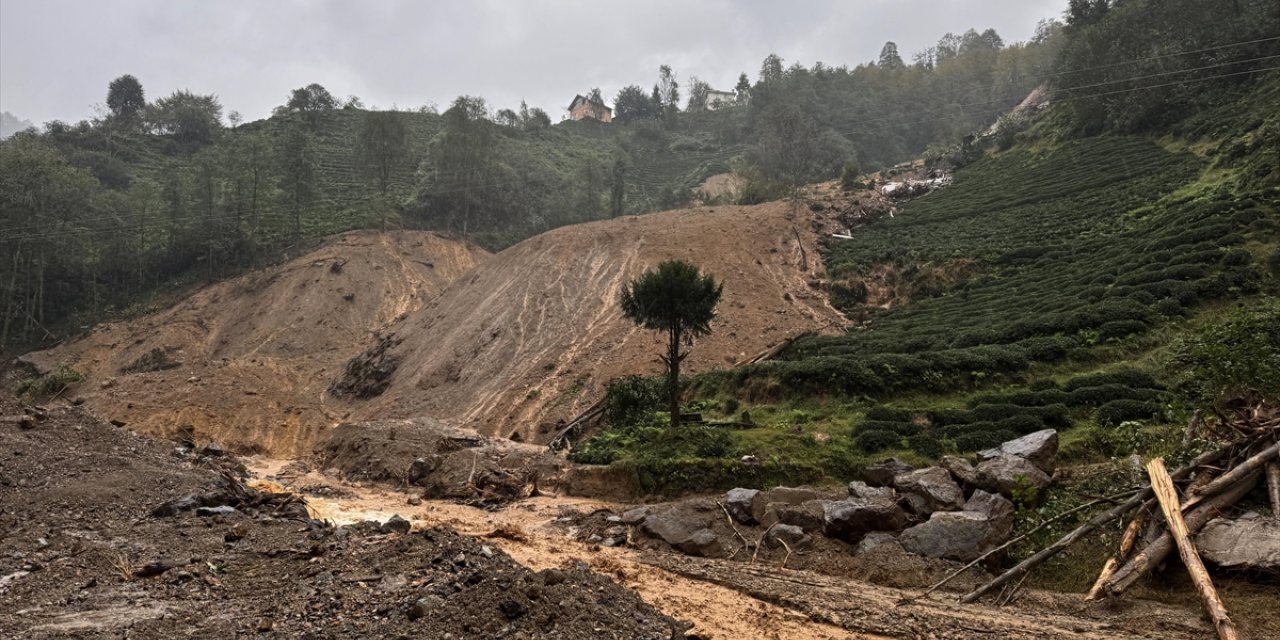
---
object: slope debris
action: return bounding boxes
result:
[339,200,849,442]
[23,231,488,457]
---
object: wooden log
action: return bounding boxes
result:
[960,445,1230,605]
[1104,469,1260,595]
[1267,462,1280,515]
[1086,509,1147,600]
[1146,458,1238,640]
[1182,441,1280,511]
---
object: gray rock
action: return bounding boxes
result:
[764,523,811,549]
[639,506,723,557]
[749,487,821,523]
[760,499,826,533]
[963,490,1014,541]
[855,532,900,555]
[198,442,225,457]
[899,511,1005,562]
[407,457,439,486]
[195,505,239,517]
[725,488,759,525]
[620,507,650,525]
[822,497,908,542]
[978,429,1059,474]
[893,467,965,514]
[860,458,915,488]
[847,481,895,501]
[151,494,201,517]
[974,453,1051,500]
[940,456,980,489]
[1197,516,1280,570]
[381,515,412,534]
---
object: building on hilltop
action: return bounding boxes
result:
[705,89,737,110]
[568,95,613,123]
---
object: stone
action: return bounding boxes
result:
[940,456,980,489]
[974,453,1052,500]
[195,505,239,517]
[963,490,1014,541]
[639,505,723,557]
[855,532,900,555]
[724,488,759,525]
[150,494,201,517]
[1197,516,1280,570]
[760,499,826,533]
[847,481,895,501]
[198,442,225,457]
[749,487,822,523]
[620,507,649,525]
[893,467,965,515]
[822,497,908,542]
[978,429,1059,474]
[900,511,1005,562]
[407,457,439,486]
[381,515,412,534]
[764,524,811,549]
[860,458,915,488]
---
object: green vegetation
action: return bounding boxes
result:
[15,364,83,401]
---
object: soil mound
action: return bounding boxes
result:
[342,201,849,441]
[0,394,682,639]
[23,231,488,457]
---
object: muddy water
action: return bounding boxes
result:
[247,458,864,640]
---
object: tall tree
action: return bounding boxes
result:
[280,83,338,128]
[878,42,905,69]
[613,85,657,123]
[147,90,223,146]
[686,77,711,111]
[734,73,752,103]
[356,110,410,229]
[759,54,785,83]
[106,74,146,126]
[619,260,723,424]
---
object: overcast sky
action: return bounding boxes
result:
[1,0,1065,126]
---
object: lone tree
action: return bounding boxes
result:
[620,260,723,423]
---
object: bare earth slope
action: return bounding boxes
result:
[346,201,848,441]
[26,231,488,457]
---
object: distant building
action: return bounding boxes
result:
[705,90,737,110]
[568,95,613,123]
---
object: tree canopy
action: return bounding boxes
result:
[106,74,146,125]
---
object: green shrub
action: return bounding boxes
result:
[1097,320,1147,342]
[856,429,900,453]
[907,433,945,458]
[866,405,914,422]
[1170,302,1280,404]
[954,430,1014,453]
[603,375,663,426]
[1096,399,1158,426]
[16,365,83,400]
[1063,369,1160,392]
[840,162,863,191]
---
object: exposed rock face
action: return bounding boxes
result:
[822,498,908,542]
[893,467,965,514]
[963,490,1015,542]
[847,481,895,501]
[978,429,1059,474]
[725,488,759,525]
[974,453,1052,500]
[760,500,827,533]
[750,487,822,523]
[638,505,723,557]
[940,455,980,490]
[1197,516,1280,569]
[860,458,915,488]
[899,511,1005,562]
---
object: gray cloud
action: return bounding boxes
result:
[0,0,1064,126]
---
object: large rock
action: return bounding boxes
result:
[893,467,965,514]
[899,511,1006,562]
[940,456,980,490]
[974,453,1051,500]
[822,497,908,542]
[963,490,1014,541]
[724,488,759,525]
[764,523,812,549]
[639,505,723,557]
[860,458,915,488]
[1197,516,1280,570]
[978,429,1059,474]
[855,532,901,555]
[750,487,821,523]
[847,481,895,501]
[760,499,826,533]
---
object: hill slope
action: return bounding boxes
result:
[340,200,851,441]
[25,231,488,456]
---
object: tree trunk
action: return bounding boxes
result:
[668,321,682,424]
[1,245,19,350]
[1267,462,1280,515]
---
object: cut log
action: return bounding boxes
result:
[960,445,1230,605]
[1183,441,1280,511]
[1104,469,1260,595]
[1267,461,1280,515]
[1086,509,1147,600]
[1146,458,1238,640]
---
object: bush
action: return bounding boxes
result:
[16,364,83,400]
[1063,369,1160,392]
[1096,399,1158,426]
[866,405,913,422]
[907,433,945,458]
[856,429,901,453]
[1068,384,1158,407]
[1170,302,1280,404]
[1097,320,1147,342]
[954,430,1013,453]
[840,162,863,191]
[604,375,663,427]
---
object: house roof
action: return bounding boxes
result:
[568,94,612,113]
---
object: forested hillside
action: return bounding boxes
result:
[1,23,1056,351]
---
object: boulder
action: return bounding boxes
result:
[639,506,723,557]
[381,514,412,534]
[978,429,1058,474]
[893,467,965,514]
[620,507,649,525]
[847,481,895,501]
[899,511,1006,562]
[1197,516,1280,570]
[963,490,1014,541]
[940,456,980,490]
[822,497,908,542]
[407,456,440,486]
[760,499,826,533]
[855,532,900,555]
[749,487,821,523]
[764,523,811,549]
[974,453,1051,500]
[724,488,759,525]
[860,458,915,488]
